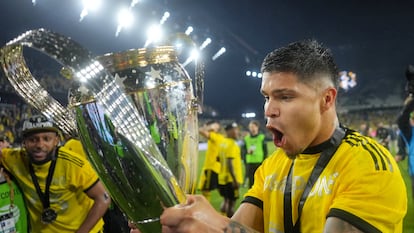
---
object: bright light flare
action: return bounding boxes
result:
[115,8,134,37]
[182,49,200,67]
[144,25,163,47]
[242,112,256,118]
[212,47,226,61]
[130,0,139,7]
[80,0,101,22]
[200,38,212,50]
[160,11,170,25]
[185,26,193,35]
[245,70,262,78]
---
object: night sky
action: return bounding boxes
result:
[1,0,414,119]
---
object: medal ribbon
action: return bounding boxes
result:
[283,127,345,233]
[29,150,58,210]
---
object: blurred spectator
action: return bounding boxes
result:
[241,120,267,188]
[376,122,391,150]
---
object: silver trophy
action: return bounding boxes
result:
[0,28,202,233]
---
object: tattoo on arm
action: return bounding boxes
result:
[223,221,259,233]
[103,192,110,201]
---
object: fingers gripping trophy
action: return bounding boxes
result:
[0,28,203,233]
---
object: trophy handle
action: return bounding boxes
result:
[0,28,93,136]
[194,57,205,114]
[0,29,187,232]
[165,33,205,113]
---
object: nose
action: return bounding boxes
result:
[32,138,47,148]
[264,100,279,118]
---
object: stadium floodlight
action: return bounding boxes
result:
[245,70,262,78]
[185,26,193,36]
[115,8,134,37]
[160,11,170,25]
[212,47,226,61]
[144,24,163,47]
[182,49,200,67]
[80,0,101,22]
[200,38,212,50]
[242,112,256,118]
[130,0,139,7]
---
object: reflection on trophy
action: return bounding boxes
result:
[95,46,200,194]
[0,28,202,233]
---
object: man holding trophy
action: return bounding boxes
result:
[0,114,110,233]
[2,28,405,232]
[132,40,407,232]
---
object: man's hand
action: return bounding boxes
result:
[129,195,230,233]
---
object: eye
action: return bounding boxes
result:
[263,96,270,102]
[280,95,293,101]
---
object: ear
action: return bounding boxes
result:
[321,87,337,111]
[54,134,61,146]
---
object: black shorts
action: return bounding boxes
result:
[201,170,218,191]
[218,183,239,200]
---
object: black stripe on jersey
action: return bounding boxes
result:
[59,150,85,167]
[364,142,392,171]
[84,178,99,193]
[241,196,263,210]
[344,134,390,171]
[327,208,381,233]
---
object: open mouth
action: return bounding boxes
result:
[271,128,285,147]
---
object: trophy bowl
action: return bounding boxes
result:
[0,29,201,233]
[95,46,200,194]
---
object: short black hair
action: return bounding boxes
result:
[261,39,339,88]
[225,122,238,131]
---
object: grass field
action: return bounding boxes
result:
[195,142,414,232]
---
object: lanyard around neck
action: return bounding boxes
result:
[283,128,345,233]
[29,151,58,210]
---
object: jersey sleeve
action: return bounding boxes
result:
[1,148,23,174]
[327,144,407,232]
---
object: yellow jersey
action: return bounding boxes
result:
[244,129,407,233]
[218,137,243,185]
[202,132,225,173]
[1,147,104,233]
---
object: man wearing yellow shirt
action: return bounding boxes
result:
[198,120,225,200]
[217,122,243,217]
[132,40,407,233]
[0,115,110,233]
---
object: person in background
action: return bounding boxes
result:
[0,115,110,233]
[131,39,407,233]
[0,135,29,233]
[217,122,243,217]
[358,122,369,136]
[396,65,414,204]
[198,120,225,201]
[242,120,267,188]
[375,122,391,150]
[62,134,130,233]
[0,135,11,150]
